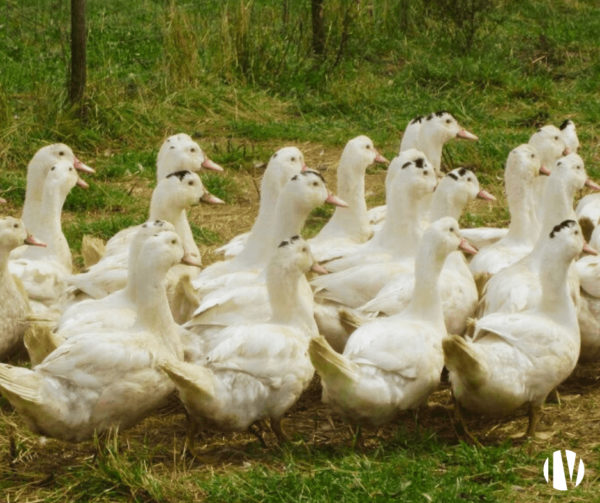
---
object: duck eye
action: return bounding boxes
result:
[50,166,56,171]
[171,239,177,245]
[467,177,472,182]
[312,181,318,187]
[190,148,196,153]
[554,136,559,140]
[574,230,579,235]
[446,119,451,124]
[69,167,73,171]
[450,227,455,232]
[188,181,195,185]
[13,223,18,228]
[302,247,308,252]
[530,154,535,158]
[59,151,65,156]
[169,145,175,150]
[576,165,581,170]
[366,144,371,149]
[291,157,296,162]
[423,170,429,175]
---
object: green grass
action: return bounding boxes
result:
[1,0,600,500]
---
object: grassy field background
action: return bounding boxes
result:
[1,0,600,500]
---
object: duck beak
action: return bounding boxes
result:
[539,165,551,176]
[74,157,95,174]
[325,193,348,207]
[563,147,571,156]
[583,242,598,255]
[456,129,479,141]
[201,158,224,172]
[459,238,478,255]
[24,234,47,247]
[76,177,89,189]
[201,192,225,204]
[311,263,328,275]
[476,189,496,201]
[301,163,309,172]
[374,151,389,164]
[181,253,202,267]
[585,179,600,191]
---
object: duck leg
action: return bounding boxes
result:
[184,413,203,457]
[349,424,363,450]
[451,394,481,447]
[270,417,289,444]
[249,422,268,448]
[525,403,542,438]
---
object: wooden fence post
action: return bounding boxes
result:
[69,0,86,104]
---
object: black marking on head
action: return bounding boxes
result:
[458,167,467,177]
[557,161,563,166]
[537,128,542,133]
[302,170,325,183]
[447,172,459,180]
[410,115,424,124]
[559,119,571,130]
[278,240,289,248]
[415,158,425,169]
[291,174,299,181]
[166,170,191,181]
[426,113,434,121]
[290,235,300,242]
[549,219,576,238]
[154,220,165,226]
[435,110,450,117]
[401,161,412,169]
[272,152,278,159]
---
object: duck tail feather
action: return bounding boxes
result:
[443,334,487,389]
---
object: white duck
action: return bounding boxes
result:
[69,170,222,299]
[21,143,93,237]
[575,224,600,360]
[323,150,437,274]
[360,168,491,335]
[313,167,485,311]
[469,144,546,281]
[444,219,583,437]
[308,136,387,262]
[9,160,82,317]
[57,221,178,339]
[0,217,45,359]
[215,146,307,258]
[155,133,223,180]
[192,170,346,293]
[368,112,478,226]
[0,230,187,442]
[161,236,318,441]
[478,153,599,317]
[462,126,569,249]
[309,218,473,426]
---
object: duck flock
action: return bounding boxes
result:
[1,112,600,447]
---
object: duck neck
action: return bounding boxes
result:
[540,175,574,236]
[267,268,317,336]
[374,187,424,258]
[23,183,70,267]
[429,189,463,222]
[418,128,444,175]
[504,175,539,245]
[324,157,369,240]
[22,169,43,232]
[404,240,446,327]
[537,247,577,328]
[237,192,309,268]
[134,263,182,358]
